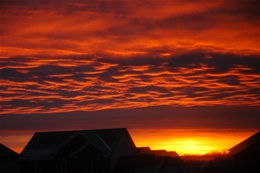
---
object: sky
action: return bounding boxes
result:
[1,0,260,154]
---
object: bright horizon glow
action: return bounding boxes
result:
[181,140,214,155]
[129,128,259,155]
[1,128,258,155]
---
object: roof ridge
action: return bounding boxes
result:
[70,141,90,157]
[111,129,125,149]
[229,130,260,155]
[50,131,87,155]
[95,133,112,152]
[0,143,19,158]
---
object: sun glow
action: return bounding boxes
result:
[184,141,198,154]
[179,140,214,155]
[146,138,216,155]
[129,129,258,156]
[0,128,258,155]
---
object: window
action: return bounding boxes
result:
[57,159,70,173]
[30,162,41,173]
[86,160,97,173]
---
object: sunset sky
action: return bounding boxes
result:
[1,0,260,155]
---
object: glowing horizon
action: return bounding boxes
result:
[130,129,260,155]
[1,128,258,156]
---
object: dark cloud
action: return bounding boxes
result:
[57,90,86,98]
[222,0,260,23]
[29,65,74,77]
[0,98,72,109]
[128,86,170,94]
[1,106,260,133]
[98,53,260,74]
[76,98,117,106]
[173,86,209,97]
[217,75,241,86]
[0,68,25,80]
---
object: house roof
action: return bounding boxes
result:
[137,147,151,154]
[137,147,179,158]
[0,143,19,158]
[229,130,260,156]
[20,128,135,160]
[151,150,179,158]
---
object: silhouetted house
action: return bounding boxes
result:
[152,150,180,158]
[113,154,184,173]
[0,143,20,173]
[137,147,152,154]
[19,128,139,173]
[228,130,260,173]
[200,131,260,173]
[138,147,180,158]
[200,157,233,173]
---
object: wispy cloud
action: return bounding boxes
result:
[1,0,260,57]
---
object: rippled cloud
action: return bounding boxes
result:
[1,52,260,114]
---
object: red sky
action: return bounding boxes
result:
[1,0,260,154]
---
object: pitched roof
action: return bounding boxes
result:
[0,143,19,158]
[137,147,179,158]
[20,128,135,159]
[82,128,127,150]
[229,130,260,156]
[20,131,75,159]
[137,147,152,154]
[151,150,179,158]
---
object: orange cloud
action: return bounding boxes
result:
[1,0,260,58]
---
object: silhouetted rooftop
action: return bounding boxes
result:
[20,128,137,159]
[229,130,260,156]
[137,147,179,158]
[137,147,152,154]
[0,143,19,158]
